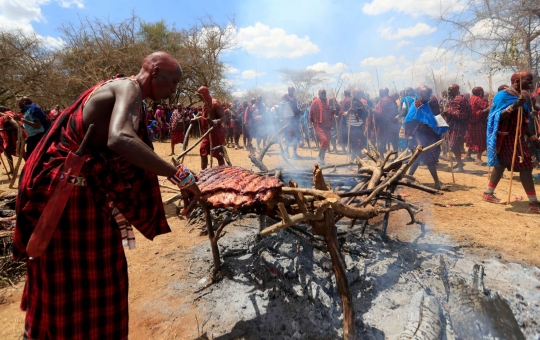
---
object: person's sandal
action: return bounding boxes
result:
[482,192,505,204]
[527,201,540,214]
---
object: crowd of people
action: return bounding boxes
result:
[3,48,540,338]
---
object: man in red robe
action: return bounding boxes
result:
[465,87,490,164]
[0,106,22,174]
[309,89,333,164]
[374,87,400,153]
[443,84,472,172]
[169,104,185,156]
[197,86,225,169]
[14,52,201,339]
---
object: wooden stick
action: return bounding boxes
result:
[445,133,456,183]
[9,125,25,188]
[507,106,523,204]
[173,126,214,165]
[0,153,11,181]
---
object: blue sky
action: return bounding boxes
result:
[1,0,508,97]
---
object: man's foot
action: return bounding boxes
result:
[527,201,540,214]
[464,156,475,162]
[292,153,300,159]
[474,159,484,166]
[482,192,505,204]
[318,159,326,165]
[168,153,175,156]
[234,145,239,150]
[434,182,451,191]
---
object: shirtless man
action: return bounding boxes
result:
[14,51,201,339]
[197,86,225,169]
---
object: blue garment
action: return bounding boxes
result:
[486,90,530,167]
[404,101,448,136]
[401,96,415,112]
[23,107,45,137]
[22,103,50,133]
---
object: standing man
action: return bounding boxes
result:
[339,89,352,153]
[310,89,333,165]
[405,86,448,190]
[243,98,256,149]
[197,86,225,169]
[279,86,302,158]
[465,87,490,164]
[375,87,400,153]
[48,104,61,121]
[16,97,49,159]
[443,84,472,172]
[342,88,369,161]
[484,71,540,212]
[169,104,184,156]
[14,52,201,339]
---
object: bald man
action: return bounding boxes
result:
[485,70,540,213]
[197,86,225,169]
[14,52,201,339]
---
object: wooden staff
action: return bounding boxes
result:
[0,153,11,180]
[506,106,523,204]
[9,119,25,188]
[173,126,214,166]
[209,129,213,168]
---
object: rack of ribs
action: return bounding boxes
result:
[197,166,283,208]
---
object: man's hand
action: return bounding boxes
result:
[13,115,21,121]
[205,117,214,127]
[180,184,201,217]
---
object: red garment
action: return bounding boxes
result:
[446,94,472,149]
[200,98,225,158]
[200,125,225,157]
[171,130,184,144]
[313,124,331,149]
[466,95,489,153]
[309,98,333,127]
[0,110,22,156]
[14,78,170,339]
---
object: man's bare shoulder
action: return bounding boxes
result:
[86,79,142,107]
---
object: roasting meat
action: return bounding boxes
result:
[197,166,283,208]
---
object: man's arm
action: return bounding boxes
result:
[107,83,179,177]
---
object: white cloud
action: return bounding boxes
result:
[236,22,320,58]
[241,69,265,79]
[395,40,411,49]
[362,0,468,18]
[380,23,436,40]
[360,55,397,67]
[0,0,83,48]
[306,62,348,75]
[224,65,239,74]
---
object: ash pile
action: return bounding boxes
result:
[186,212,539,340]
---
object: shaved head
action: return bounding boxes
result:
[510,70,534,91]
[138,51,182,101]
[379,87,389,97]
[472,87,484,96]
[142,51,181,74]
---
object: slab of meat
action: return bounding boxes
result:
[197,166,283,208]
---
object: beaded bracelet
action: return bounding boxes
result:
[168,165,195,189]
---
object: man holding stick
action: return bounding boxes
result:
[310,89,333,165]
[484,71,540,212]
[14,52,201,339]
[442,84,472,172]
[197,85,225,169]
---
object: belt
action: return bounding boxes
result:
[497,131,509,136]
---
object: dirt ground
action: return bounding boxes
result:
[0,138,539,339]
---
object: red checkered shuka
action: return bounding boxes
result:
[446,95,472,149]
[200,98,226,158]
[466,95,489,153]
[170,110,184,144]
[497,111,532,170]
[14,78,171,339]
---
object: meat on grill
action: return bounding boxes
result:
[197,166,283,208]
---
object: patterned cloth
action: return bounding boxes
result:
[404,100,447,166]
[14,78,171,339]
[487,89,532,170]
[466,95,489,153]
[171,130,184,144]
[200,99,226,158]
[446,95,472,149]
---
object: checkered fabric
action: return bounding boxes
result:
[446,95,472,149]
[466,95,489,153]
[14,78,171,339]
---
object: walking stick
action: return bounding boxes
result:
[0,153,11,180]
[209,130,213,168]
[445,133,456,183]
[506,106,523,204]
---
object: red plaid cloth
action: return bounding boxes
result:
[466,95,489,153]
[171,130,184,144]
[313,123,331,149]
[497,112,533,170]
[309,98,333,127]
[14,78,170,339]
[200,125,225,157]
[446,95,472,149]
[0,111,25,157]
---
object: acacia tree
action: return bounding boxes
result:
[440,0,539,77]
[276,68,328,102]
[0,30,62,109]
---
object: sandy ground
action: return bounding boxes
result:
[1,137,539,339]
